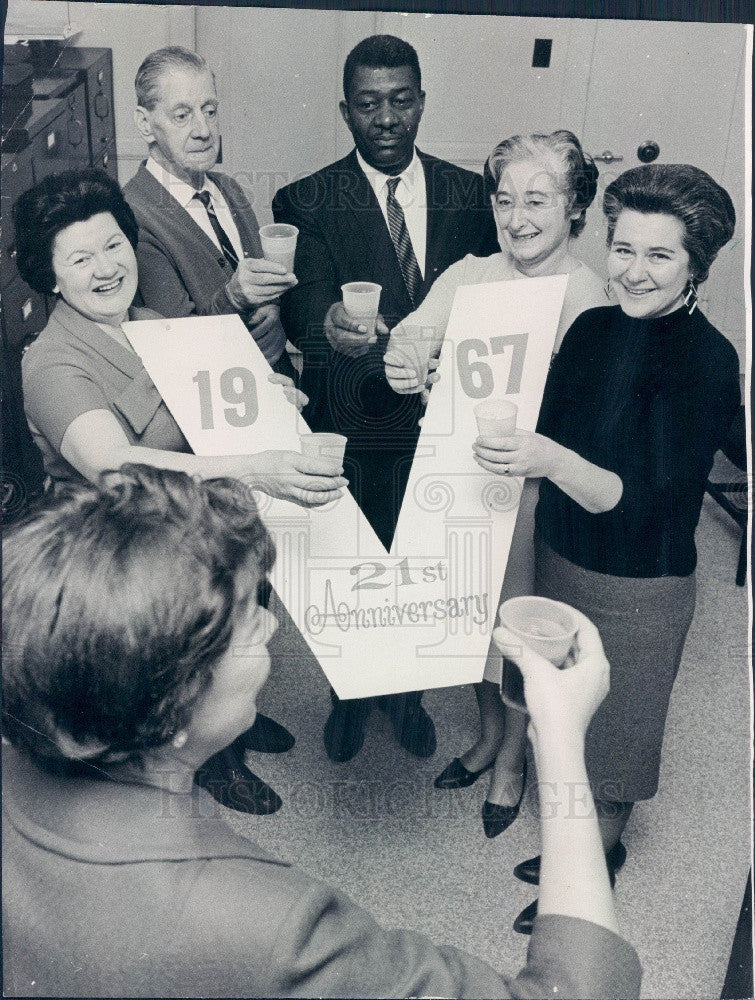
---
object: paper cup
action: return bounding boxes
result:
[259,223,298,272]
[342,281,381,337]
[497,596,578,712]
[300,432,347,464]
[474,399,518,437]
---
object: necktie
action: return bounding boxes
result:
[194,189,239,268]
[386,176,422,306]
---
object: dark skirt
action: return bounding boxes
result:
[534,535,696,802]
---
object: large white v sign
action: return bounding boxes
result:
[124,273,566,699]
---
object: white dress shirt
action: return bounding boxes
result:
[145,157,244,261]
[356,148,427,277]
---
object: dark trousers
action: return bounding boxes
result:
[271,348,299,384]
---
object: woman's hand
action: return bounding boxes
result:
[240,450,347,508]
[59,412,340,507]
[267,372,308,412]
[384,349,440,403]
[473,429,563,478]
[475,430,623,512]
[492,609,610,752]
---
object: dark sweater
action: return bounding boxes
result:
[535,305,740,577]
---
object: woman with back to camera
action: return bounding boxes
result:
[2,464,642,998]
[472,162,740,932]
[13,167,348,817]
[385,130,605,837]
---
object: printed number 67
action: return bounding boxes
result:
[456,334,528,399]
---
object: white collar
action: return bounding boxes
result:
[145,156,216,210]
[356,148,423,197]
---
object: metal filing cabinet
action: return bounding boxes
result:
[0,275,48,510]
[0,149,34,288]
[57,47,116,174]
[3,98,70,181]
[32,73,91,173]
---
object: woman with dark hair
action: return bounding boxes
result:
[2,465,642,998]
[473,163,740,932]
[14,168,346,504]
[13,167,347,816]
[385,130,605,835]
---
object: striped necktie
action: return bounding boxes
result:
[386,176,422,306]
[194,189,239,268]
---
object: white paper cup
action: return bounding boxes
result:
[300,432,347,464]
[259,223,298,272]
[342,281,381,338]
[474,398,518,437]
[497,596,578,712]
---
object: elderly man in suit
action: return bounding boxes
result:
[123,46,298,381]
[123,46,299,813]
[274,35,499,763]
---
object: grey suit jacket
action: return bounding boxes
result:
[2,746,642,998]
[123,163,286,364]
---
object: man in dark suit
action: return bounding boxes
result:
[274,35,498,763]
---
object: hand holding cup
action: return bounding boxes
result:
[299,432,348,465]
[474,426,562,479]
[226,255,297,310]
[493,607,610,749]
[325,284,388,358]
[384,333,438,395]
[494,596,578,713]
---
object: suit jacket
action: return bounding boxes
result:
[273,149,498,547]
[2,746,642,999]
[123,163,287,365]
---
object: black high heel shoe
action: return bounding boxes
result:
[481,760,527,839]
[434,756,494,789]
[513,898,538,935]
[514,839,627,886]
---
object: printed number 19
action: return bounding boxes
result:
[193,368,259,429]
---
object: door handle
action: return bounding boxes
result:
[593,150,624,165]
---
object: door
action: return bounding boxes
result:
[578,20,748,360]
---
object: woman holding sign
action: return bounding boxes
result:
[14,169,346,506]
[13,168,347,818]
[473,163,740,932]
[385,131,605,834]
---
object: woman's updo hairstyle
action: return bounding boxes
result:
[13,167,139,295]
[603,163,735,283]
[483,129,599,238]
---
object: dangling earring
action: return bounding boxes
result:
[682,279,698,315]
[604,280,613,301]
